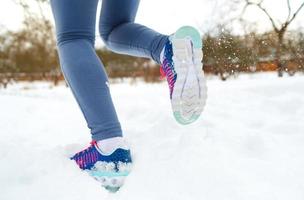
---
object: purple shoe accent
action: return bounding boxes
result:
[161,40,177,99]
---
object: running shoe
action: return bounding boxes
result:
[160,26,207,125]
[70,140,132,192]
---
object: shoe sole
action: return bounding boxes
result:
[89,171,129,193]
[171,26,207,125]
[88,162,132,193]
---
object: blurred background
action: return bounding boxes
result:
[0,0,303,87]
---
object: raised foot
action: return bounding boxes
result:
[171,26,207,125]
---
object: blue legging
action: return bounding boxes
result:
[50,0,169,141]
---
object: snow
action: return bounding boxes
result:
[1,73,304,200]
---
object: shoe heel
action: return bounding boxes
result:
[174,26,202,49]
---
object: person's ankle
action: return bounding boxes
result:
[96,137,129,155]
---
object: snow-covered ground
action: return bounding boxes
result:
[1,73,304,200]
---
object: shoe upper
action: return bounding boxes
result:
[161,39,177,99]
[71,140,132,171]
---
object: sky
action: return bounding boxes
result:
[0,0,303,37]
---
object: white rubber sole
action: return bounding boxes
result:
[88,161,132,192]
[171,26,207,125]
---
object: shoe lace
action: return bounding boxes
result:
[72,140,99,169]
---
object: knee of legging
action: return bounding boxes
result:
[56,31,95,46]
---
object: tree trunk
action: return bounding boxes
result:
[276,31,284,77]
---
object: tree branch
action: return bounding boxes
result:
[287,1,304,24]
[245,0,279,33]
[286,0,291,21]
[240,2,250,18]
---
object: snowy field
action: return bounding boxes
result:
[1,73,304,200]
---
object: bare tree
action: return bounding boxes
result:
[241,0,304,76]
[10,0,59,84]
